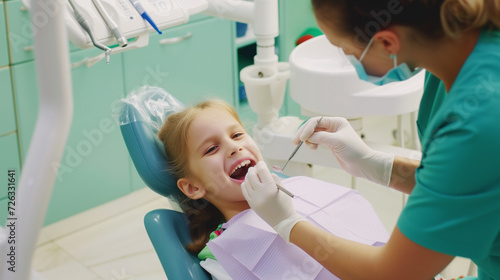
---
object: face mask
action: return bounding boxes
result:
[346,38,422,85]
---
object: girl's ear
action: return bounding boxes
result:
[178,178,206,200]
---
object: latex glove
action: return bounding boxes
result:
[294,117,394,186]
[241,161,306,243]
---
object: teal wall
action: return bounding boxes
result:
[0,0,319,225]
[279,0,320,117]
[0,2,8,67]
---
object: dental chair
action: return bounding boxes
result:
[114,86,211,280]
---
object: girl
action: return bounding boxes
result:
[158,99,389,279]
[158,99,261,253]
[158,99,261,278]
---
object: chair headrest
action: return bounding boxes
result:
[113,86,185,198]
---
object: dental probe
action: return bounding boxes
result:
[281,116,324,172]
[91,0,128,47]
[68,0,111,63]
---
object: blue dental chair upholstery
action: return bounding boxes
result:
[115,87,211,280]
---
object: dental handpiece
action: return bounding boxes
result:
[68,0,111,64]
[92,0,128,47]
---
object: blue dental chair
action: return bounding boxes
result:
[114,86,211,280]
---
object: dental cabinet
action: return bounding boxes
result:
[4,0,80,65]
[12,51,132,224]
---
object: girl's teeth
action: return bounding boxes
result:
[231,160,251,176]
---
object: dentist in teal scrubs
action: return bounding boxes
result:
[242,0,500,279]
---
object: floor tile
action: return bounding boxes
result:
[33,242,100,280]
[89,250,165,280]
[38,188,160,246]
[53,198,172,267]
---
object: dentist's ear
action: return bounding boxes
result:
[373,29,401,57]
[178,178,206,200]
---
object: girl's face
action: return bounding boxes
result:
[184,108,262,203]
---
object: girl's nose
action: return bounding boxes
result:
[229,146,243,157]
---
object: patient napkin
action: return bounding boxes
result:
[208,176,389,279]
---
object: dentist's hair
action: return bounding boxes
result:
[311,0,500,43]
[441,0,500,37]
[158,99,244,254]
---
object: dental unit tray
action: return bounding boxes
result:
[22,0,208,50]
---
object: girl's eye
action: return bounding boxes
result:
[232,132,244,139]
[204,146,218,155]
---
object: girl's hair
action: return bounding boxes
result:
[311,0,500,43]
[158,99,244,254]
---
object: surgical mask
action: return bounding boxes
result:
[346,38,422,85]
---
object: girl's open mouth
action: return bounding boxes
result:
[229,159,256,183]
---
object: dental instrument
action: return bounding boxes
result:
[68,0,111,63]
[276,182,294,198]
[92,0,128,47]
[129,0,163,35]
[281,116,323,172]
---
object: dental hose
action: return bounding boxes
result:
[68,0,111,64]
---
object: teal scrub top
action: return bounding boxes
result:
[398,29,500,280]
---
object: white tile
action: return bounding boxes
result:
[53,199,172,267]
[39,188,162,246]
[89,250,165,280]
[133,272,169,280]
[33,242,100,280]
[36,230,53,248]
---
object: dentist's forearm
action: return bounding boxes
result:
[289,221,454,280]
[289,221,382,280]
[389,156,420,194]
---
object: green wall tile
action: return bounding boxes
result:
[0,197,6,226]
[0,67,15,135]
[123,18,235,106]
[0,133,21,201]
[0,3,9,67]
[12,50,132,225]
[5,0,35,64]
[5,0,81,65]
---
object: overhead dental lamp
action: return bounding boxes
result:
[289,35,424,121]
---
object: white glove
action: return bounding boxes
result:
[241,161,306,243]
[294,117,394,187]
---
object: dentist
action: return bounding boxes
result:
[242,0,500,279]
